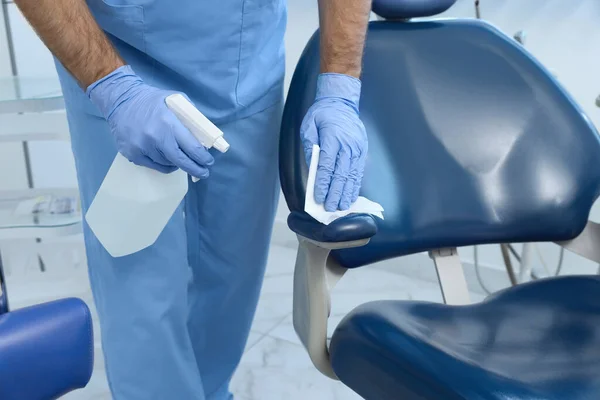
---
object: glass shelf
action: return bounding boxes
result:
[0,190,82,239]
[0,76,64,114]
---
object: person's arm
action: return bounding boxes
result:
[13,0,124,88]
[318,0,372,77]
[299,0,372,212]
[13,0,214,179]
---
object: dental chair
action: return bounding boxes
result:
[279,0,600,398]
[0,259,94,399]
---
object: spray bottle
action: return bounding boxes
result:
[85,94,230,257]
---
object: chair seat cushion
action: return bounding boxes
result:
[330,276,600,400]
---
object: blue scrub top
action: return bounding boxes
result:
[86,0,287,123]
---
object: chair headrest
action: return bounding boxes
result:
[372,0,457,20]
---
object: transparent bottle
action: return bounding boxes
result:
[85,94,229,257]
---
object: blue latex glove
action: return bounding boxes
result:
[87,65,214,179]
[300,73,368,212]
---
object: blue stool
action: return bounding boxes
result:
[280,0,600,398]
[0,258,94,399]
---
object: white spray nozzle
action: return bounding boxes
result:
[166,93,230,182]
[213,136,230,153]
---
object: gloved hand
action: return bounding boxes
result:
[300,73,368,212]
[87,65,214,179]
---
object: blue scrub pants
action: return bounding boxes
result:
[60,74,282,399]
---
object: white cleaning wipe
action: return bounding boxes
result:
[304,144,384,225]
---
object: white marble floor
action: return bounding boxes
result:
[6,241,473,400]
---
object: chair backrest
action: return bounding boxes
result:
[279,2,600,268]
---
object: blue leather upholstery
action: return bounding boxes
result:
[0,298,94,400]
[330,276,600,400]
[372,0,457,20]
[280,20,600,269]
[288,212,378,243]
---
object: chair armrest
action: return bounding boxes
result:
[287,211,378,243]
[291,218,374,380]
[0,298,94,400]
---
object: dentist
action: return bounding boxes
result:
[14,0,371,398]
